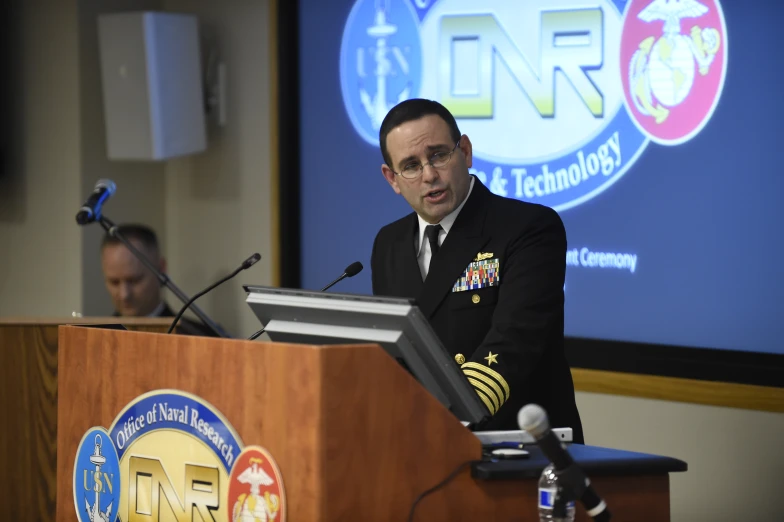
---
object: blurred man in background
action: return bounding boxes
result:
[100,224,217,336]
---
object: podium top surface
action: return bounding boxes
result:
[0,316,173,326]
[472,444,688,480]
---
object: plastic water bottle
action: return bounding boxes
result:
[538,463,575,521]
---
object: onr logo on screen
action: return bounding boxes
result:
[339,0,727,211]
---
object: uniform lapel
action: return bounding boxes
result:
[417,179,491,318]
[392,213,424,299]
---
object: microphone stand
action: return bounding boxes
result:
[552,486,571,519]
[98,215,229,338]
[551,466,610,522]
[320,273,348,292]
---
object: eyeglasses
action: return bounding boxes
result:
[393,140,461,180]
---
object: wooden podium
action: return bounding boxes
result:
[0,317,172,522]
[55,326,677,521]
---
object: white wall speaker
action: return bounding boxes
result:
[97,11,207,161]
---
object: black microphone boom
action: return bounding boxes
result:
[518,404,611,521]
[248,261,363,341]
[320,261,364,292]
[168,253,261,334]
[76,179,116,225]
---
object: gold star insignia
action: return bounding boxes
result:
[485,351,498,365]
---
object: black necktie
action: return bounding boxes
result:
[424,224,442,272]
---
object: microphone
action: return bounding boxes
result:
[320,261,363,291]
[76,179,116,225]
[248,261,363,340]
[518,404,611,522]
[168,253,261,334]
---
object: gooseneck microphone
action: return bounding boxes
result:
[247,261,364,341]
[168,253,261,334]
[518,404,611,521]
[76,179,116,225]
[320,261,363,291]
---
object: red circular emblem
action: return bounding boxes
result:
[620,0,728,145]
[227,446,286,522]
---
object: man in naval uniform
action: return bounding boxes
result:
[370,99,583,442]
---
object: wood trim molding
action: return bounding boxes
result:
[0,317,172,326]
[572,368,784,413]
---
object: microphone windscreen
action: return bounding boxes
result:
[518,403,550,437]
[96,178,117,194]
[344,261,363,277]
[242,253,262,269]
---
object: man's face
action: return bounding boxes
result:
[381,114,473,224]
[101,240,165,316]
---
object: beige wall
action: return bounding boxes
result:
[0,0,272,326]
[162,0,274,338]
[74,0,275,330]
[577,392,783,521]
[77,0,166,317]
[0,0,170,318]
[0,0,83,317]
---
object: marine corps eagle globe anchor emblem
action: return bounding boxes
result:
[628,0,721,124]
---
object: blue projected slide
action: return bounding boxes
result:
[298,0,784,354]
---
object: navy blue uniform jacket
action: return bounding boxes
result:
[371,176,584,442]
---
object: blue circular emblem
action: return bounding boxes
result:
[73,427,121,522]
[340,0,423,146]
[108,389,242,471]
[340,0,659,212]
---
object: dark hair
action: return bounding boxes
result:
[379,98,462,167]
[101,223,160,255]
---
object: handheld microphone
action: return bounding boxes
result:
[248,261,363,340]
[168,253,261,334]
[518,404,611,522]
[76,179,116,225]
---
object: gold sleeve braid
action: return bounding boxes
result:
[461,362,510,415]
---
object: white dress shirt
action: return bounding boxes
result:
[415,176,475,280]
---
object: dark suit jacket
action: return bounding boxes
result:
[371,176,584,443]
